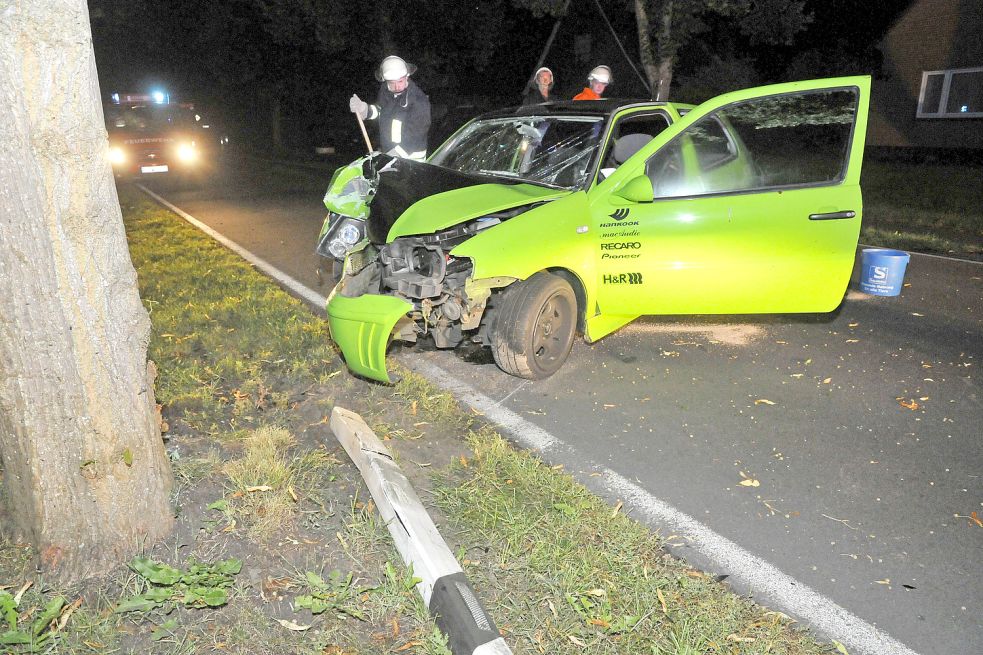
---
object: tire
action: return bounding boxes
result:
[490,272,577,379]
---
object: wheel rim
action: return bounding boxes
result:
[531,292,574,365]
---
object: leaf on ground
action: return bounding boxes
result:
[394,641,422,651]
[657,588,669,613]
[276,619,311,631]
[739,479,760,487]
[246,485,273,492]
[897,399,919,410]
[151,618,179,641]
[832,639,851,654]
[122,448,133,467]
[754,399,775,405]
[610,500,623,518]
[568,635,586,647]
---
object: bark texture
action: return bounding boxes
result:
[634,0,675,101]
[0,0,173,583]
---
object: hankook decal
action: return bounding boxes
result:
[599,220,639,228]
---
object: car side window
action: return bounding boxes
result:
[646,88,859,199]
[598,112,670,180]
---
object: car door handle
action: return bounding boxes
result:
[808,210,856,221]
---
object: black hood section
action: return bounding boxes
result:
[365,155,517,243]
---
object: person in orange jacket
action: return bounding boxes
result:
[573,65,612,100]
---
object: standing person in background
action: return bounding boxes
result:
[523,67,555,105]
[349,55,431,160]
[573,65,612,100]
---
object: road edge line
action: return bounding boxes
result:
[408,359,922,655]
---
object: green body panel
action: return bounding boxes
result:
[450,191,597,310]
[326,292,412,383]
[323,157,373,218]
[387,183,566,241]
[584,75,870,338]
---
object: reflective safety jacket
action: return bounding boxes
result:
[367,80,431,160]
[572,87,602,101]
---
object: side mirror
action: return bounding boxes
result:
[615,175,654,203]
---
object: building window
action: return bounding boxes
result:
[917,67,983,118]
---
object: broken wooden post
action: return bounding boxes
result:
[329,406,513,655]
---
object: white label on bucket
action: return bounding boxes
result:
[872,266,888,280]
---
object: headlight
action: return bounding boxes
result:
[109,147,126,165]
[177,143,198,162]
[316,216,366,260]
[338,223,361,245]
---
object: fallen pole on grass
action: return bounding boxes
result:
[329,406,513,655]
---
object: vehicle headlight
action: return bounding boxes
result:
[109,147,126,165]
[317,216,366,260]
[338,223,361,245]
[177,142,198,162]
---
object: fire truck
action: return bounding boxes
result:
[104,91,217,177]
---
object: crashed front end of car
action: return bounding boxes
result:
[327,216,507,382]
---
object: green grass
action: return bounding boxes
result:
[861,158,983,257]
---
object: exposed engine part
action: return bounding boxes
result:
[380,239,446,298]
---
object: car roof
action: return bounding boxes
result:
[477,99,693,120]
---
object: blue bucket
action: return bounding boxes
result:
[860,248,910,296]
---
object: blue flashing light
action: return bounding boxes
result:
[152,91,166,104]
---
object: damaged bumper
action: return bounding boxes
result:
[327,292,413,383]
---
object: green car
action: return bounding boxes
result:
[319,76,870,383]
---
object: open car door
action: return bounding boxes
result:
[588,76,870,337]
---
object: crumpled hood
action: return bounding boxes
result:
[363,156,569,243]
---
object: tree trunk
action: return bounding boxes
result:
[0,0,174,584]
[634,0,675,101]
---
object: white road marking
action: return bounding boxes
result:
[137,186,924,655]
[409,363,921,655]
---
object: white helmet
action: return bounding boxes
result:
[588,65,612,85]
[376,55,417,82]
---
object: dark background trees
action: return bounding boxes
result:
[86,0,909,158]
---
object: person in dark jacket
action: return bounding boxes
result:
[349,55,431,160]
[522,67,555,105]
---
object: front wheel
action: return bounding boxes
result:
[490,272,577,379]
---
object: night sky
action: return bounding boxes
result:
[88,0,913,152]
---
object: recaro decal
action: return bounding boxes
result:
[600,242,642,250]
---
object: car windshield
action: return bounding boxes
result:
[105,105,197,133]
[429,116,605,189]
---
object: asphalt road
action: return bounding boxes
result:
[136,155,982,655]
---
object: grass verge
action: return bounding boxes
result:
[861,159,983,258]
[2,184,836,654]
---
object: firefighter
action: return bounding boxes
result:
[349,55,431,160]
[573,65,612,101]
[523,66,555,105]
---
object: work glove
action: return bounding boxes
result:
[349,94,368,120]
